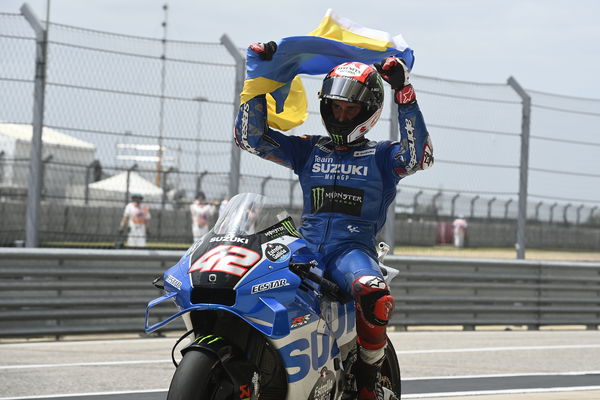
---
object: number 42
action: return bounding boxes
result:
[189,245,260,277]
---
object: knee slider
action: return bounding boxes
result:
[352,276,395,326]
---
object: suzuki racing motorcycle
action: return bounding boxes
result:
[145,193,401,400]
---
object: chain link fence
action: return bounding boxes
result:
[1,11,599,250]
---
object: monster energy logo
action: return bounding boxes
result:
[312,187,325,210]
[331,134,344,145]
[263,218,301,238]
[195,334,223,345]
[310,185,365,216]
[281,220,301,237]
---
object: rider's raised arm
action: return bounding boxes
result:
[234,95,316,173]
[374,57,434,181]
[233,41,315,173]
[388,102,434,180]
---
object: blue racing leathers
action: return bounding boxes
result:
[235,94,432,351]
[234,94,433,264]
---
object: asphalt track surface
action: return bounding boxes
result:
[1,330,600,400]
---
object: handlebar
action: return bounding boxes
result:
[289,261,349,303]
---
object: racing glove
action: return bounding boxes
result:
[374,57,416,105]
[248,41,277,60]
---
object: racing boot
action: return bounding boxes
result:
[353,351,385,400]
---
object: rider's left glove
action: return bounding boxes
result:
[374,57,416,105]
[248,41,277,60]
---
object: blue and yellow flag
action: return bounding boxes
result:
[240,9,414,131]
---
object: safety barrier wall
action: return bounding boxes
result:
[1,249,599,338]
[3,200,600,250]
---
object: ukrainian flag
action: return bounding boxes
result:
[240,9,414,131]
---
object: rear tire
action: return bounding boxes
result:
[167,350,225,400]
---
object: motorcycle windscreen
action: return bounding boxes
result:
[184,192,300,304]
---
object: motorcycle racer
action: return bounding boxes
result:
[234,42,433,400]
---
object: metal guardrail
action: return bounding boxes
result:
[1,249,599,337]
[390,256,600,330]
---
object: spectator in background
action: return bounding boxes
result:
[190,191,218,242]
[219,198,230,216]
[119,193,150,247]
[452,216,468,248]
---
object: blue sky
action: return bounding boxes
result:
[4,0,600,99]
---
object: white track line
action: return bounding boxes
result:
[2,344,600,370]
[0,389,167,400]
[0,359,172,370]
[403,371,600,381]
[0,338,170,348]
[397,343,600,354]
[402,385,600,398]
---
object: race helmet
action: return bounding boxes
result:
[319,62,384,146]
[131,193,143,201]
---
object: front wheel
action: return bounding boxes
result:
[167,350,230,400]
[380,341,402,397]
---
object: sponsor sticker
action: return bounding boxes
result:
[353,148,376,157]
[404,117,417,171]
[264,243,290,262]
[347,225,360,233]
[165,274,182,290]
[311,162,368,177]
[210,234,249,244]
[421,139,434,169]
[311,185,364,216]
[291,314,311,328]
[331,62,370,82]
[308,367,336,400]
[262,218,301,239]
[330,133,344,145]
[315,141,333,153]
[251,278,290,294]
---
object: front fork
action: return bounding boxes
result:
[182,312,194,338]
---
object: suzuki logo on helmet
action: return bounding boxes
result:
[347,107,382,143]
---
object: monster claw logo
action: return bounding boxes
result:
[281,220,301,237]
[262,217,301,239]
[312,187,325,211]
[195,334,223,345]
[331,134,343,145]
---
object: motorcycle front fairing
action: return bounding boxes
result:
[146,236,316,337]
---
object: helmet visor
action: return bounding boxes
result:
[320,77,377,107]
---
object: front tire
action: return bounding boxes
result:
[380,342,402,397]
[167,350,227,400]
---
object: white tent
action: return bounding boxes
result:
[66,171,164,207]
[89,171,163,197]
[0,122,95,150]
[0,122,96,201]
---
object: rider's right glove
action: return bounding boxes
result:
[374,56,416,105]
[248,41,277,60]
